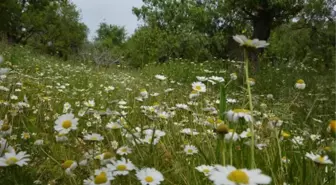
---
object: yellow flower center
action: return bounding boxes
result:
[23,133,30,139]
[94,172,108,184]
[103,152,113,159]
[329,120,336,133]
[1,124,10,131]
[195,85,202,91]
[145,176,154,183]
[227,170,249,184]
[191,90,198,94]
[91,137,98,140]
[121,148,128,153]
[281,131,291,138]
[248,78,255,82]
[187,149,193,153]
[245,39,253,47]
[62,120,72,129]
[316,156,325,163]
[233,109,250,113]
[116,164,127,171]
[297,79,304,84]
[6,157,18,165]
[62,160,74,169]
[203,169,210,173]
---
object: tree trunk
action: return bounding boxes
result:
[250,10,272,73]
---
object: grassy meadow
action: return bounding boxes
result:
[0,44,335,185]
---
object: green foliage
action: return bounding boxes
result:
[0,0,88,59]
[95,23,127,48]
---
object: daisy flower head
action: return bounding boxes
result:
[195,165,214,176]
[230,73,237,80]
[84,133,104,141]
[248,78,255,86]
[327,120,336,134]
[226,109,253,123]
[116,146,132,156]
[196,76,208,81]
[183,145,198,155]
[180,128,199,136]
[136,168,164,185]
[189,90,200,99]
[62,160,78,175]
[209,76,225,83]
[107,158,136,176]
[94,167,114,184]
[233,35,269,49]
[305,152,333,165]
[95,152,115,165]
[0,150,30,167]
[0,138,15,155]
[192,82,206,93]
[0,120,12,136]
[140,88,149,98]
[155,74,166,81]
[209,165,272,185]
[84,99,95,108]
[295,79,306,90]
[225,130,240,142]
[54,113,78,134]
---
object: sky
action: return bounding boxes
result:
[71,0,143,40]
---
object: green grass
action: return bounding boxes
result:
[0,44,335,185]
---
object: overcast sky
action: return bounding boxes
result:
[71,0,143,40]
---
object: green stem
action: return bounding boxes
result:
[244,49,255,168]
[222,138,226,166]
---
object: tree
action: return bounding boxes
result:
[0,0,88,59]
[95,23,127,48]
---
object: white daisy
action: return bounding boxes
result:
[0,138,15,155]
[195,165,214,176]
[54,113,78,134]
[155,75,166,80]
[0,120,12,136]
[183,145,198,155]
[225,131,240,142]
[196,76,208,81]
[305,152,333,164]
[61,160,78,175]
[116,146,132,156]
[136,168,164,185]
[295,79,306,90]
[106,122,122,129]
[248,78,255,86]
[209,76,225,83]
[209,165,272,185]
[180,128,199,136]
[233,35,269,48]
[143,129,166,138]
[175,104,189,110]
[226,109,253,123]
[107,158,136,176]
[230,73,237,80]
[84,133,104,141]
[192,82,206,93]
[0,150,30,167]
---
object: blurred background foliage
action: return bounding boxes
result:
[0,0,334,69]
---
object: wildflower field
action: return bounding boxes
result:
[0,42,335,185]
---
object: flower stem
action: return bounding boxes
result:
[244,49,255,168]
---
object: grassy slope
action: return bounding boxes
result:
[0,44,335,185]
